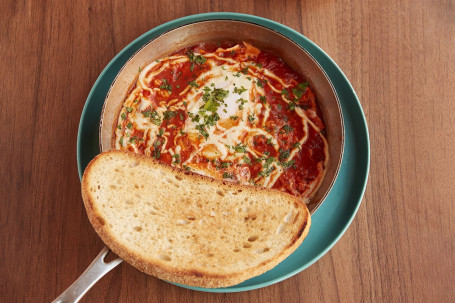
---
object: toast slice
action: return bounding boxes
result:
[81,150,311,288]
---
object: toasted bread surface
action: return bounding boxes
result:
[81,150,311,288]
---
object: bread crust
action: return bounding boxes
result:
[81,150,311,288]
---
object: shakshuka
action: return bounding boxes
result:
[114,42,328,202]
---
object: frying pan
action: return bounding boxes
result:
[54,19,343,302]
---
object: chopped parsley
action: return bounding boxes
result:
[221,162,232,168]
[119,136,123,146]
[243,156,251,164]
[292,82,309,99]
[279,149,290,160]
[259,95,267,104]
[293,142,301,150]
[230,116,238,120]
[158,128,165,137]
[236,97,248,110]
[280,159,295,169]
[152,140,161,159]
[195,124,209,139]
[288,101,297,111]
[233,86,248,94]
[223,172,233,179]
[187,50,207,72]
[256,79,264,88]
[234,143,247,153]
[159,79,172,92]
[241,67,249,74]
[189,80,199,88]
[126,122,132,129]
[283,124,293,134]
[172,153,181,164]
[266,138,274,145]
[163,110,176,121]
[248,114,255,123]
[121,112,126,120]
[281,88,289,96]
[117,124,121,129]
[142,109,161,126]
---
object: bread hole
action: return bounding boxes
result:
[293,213,299,224]
[97,185,100,189]
[159,255,172,262]
[242,243,252,248]
[255,247,270,254]
[216,189,225,197]
[133,213,138,218]
[133,226,142,232]
[168,239,173,243]
[141,185,144,188]
[233,248,241,252]
[248,235,258,242]
[207,253,214,257]
[129,161,140,167]
[96,216,106,226]
[187,217,196,221]
[152,206,160,211]
[149,210,158,215]
[134,184,139,189]
[114,168,119,172]
[276,223,286,234]
[251,215,257,221]
[284,210,293,223]
[237,189,242,193]
[109,185,117,190]
[175,175,183,181]
[244,197,248,202]
[293,202,299,209]
[126,200,133,205]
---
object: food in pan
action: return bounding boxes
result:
[82,150,311,288]
[114,42,328,202]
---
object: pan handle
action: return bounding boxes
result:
[52,246,123,303]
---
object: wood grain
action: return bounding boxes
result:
[1,0,454,302]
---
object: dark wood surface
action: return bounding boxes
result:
[1,0,454,302]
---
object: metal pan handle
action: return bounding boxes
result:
[52,247,123,303]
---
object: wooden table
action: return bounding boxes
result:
[1,0,454,302]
